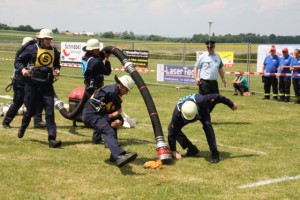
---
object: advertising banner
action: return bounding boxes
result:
[218,52,234,68]
[122,50,149,68]
[196,51,234,68]
[60,42,103,67]
[157,64,194,84]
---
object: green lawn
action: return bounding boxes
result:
[0,35,299,199]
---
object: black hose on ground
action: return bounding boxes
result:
[54,46,172,162]
[54,89,91,120]
[102,46,172,162]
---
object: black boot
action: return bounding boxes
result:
[115,152,138,167]
[49,140,62,148]
[182,145,200,157]
[34,121,46,128]
[285,97,290,102]
[17,127,26,138]
[210,151,220,163]
[278,97,285,102]
[3,123,11,129]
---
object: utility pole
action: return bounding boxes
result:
[208,22,213,40]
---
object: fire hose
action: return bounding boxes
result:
[54,46,172,163]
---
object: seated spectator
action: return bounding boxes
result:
[232,74,249,96]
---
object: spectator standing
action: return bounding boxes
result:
[278,48,293,102]
[262,45,279,100]
[193,40,226,111]
[290,49,300,104]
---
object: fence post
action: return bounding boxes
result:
[182,43,186,66]
[247,42,252,90]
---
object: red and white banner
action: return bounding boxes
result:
[60,42,103,66]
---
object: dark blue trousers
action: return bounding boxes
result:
[3,80,43,126]
[21,82,56,141]
[168,107,217,152]
[82,109,126,159]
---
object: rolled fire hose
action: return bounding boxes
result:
[54,46,172,163]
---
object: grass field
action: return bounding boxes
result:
[0,32,299,199]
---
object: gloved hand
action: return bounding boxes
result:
[99,51,105,60]
[143,160,163,169]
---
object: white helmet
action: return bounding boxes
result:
[22,37,33,45]
[181,101,198,120]
[82,39,101,51]
[38,28,53,39]
[115,75,135,91]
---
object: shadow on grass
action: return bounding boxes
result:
[103,157,148,175]
[200,150,259,163]
[118,138,155,146]
[29,139,92,147]
[212,121,251,125]
[55,124,91,136]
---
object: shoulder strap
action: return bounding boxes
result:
[176,94,196,111]
[81,57,93,75]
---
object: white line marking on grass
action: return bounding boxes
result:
[195,140,266,155]
[217,143,267,155]
[238,174,300,189]
[28,130,47,136]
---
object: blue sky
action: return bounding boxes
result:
[1,0,299,37]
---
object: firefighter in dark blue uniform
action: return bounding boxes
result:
[2,37,45,129]
[82,75,137,167]
[168,93,238,163]
[15,28,62,148]
[81,38,111,96]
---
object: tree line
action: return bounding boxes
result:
[0,23,59,34]
[1,23,299,44]
[97,31,300,44]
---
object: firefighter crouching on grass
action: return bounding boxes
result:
[82,75,137,167]
[15,28,62,148]
[168,93,238,163]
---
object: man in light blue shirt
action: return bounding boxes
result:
[193,40,226,111]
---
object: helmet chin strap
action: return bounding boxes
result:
[38,39,52,48]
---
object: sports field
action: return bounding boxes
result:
[0,33,299,199]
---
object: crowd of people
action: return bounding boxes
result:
[262,46,300,103]
[3,33,298,167]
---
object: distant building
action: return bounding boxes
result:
[73,31,101,36]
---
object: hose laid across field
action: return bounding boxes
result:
[54,46,172,162]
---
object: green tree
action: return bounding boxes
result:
[269,34,276,43]
[0,23,10,30]
[16,25,34,31]
[102,31,115,38]
[52,28,59,34]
